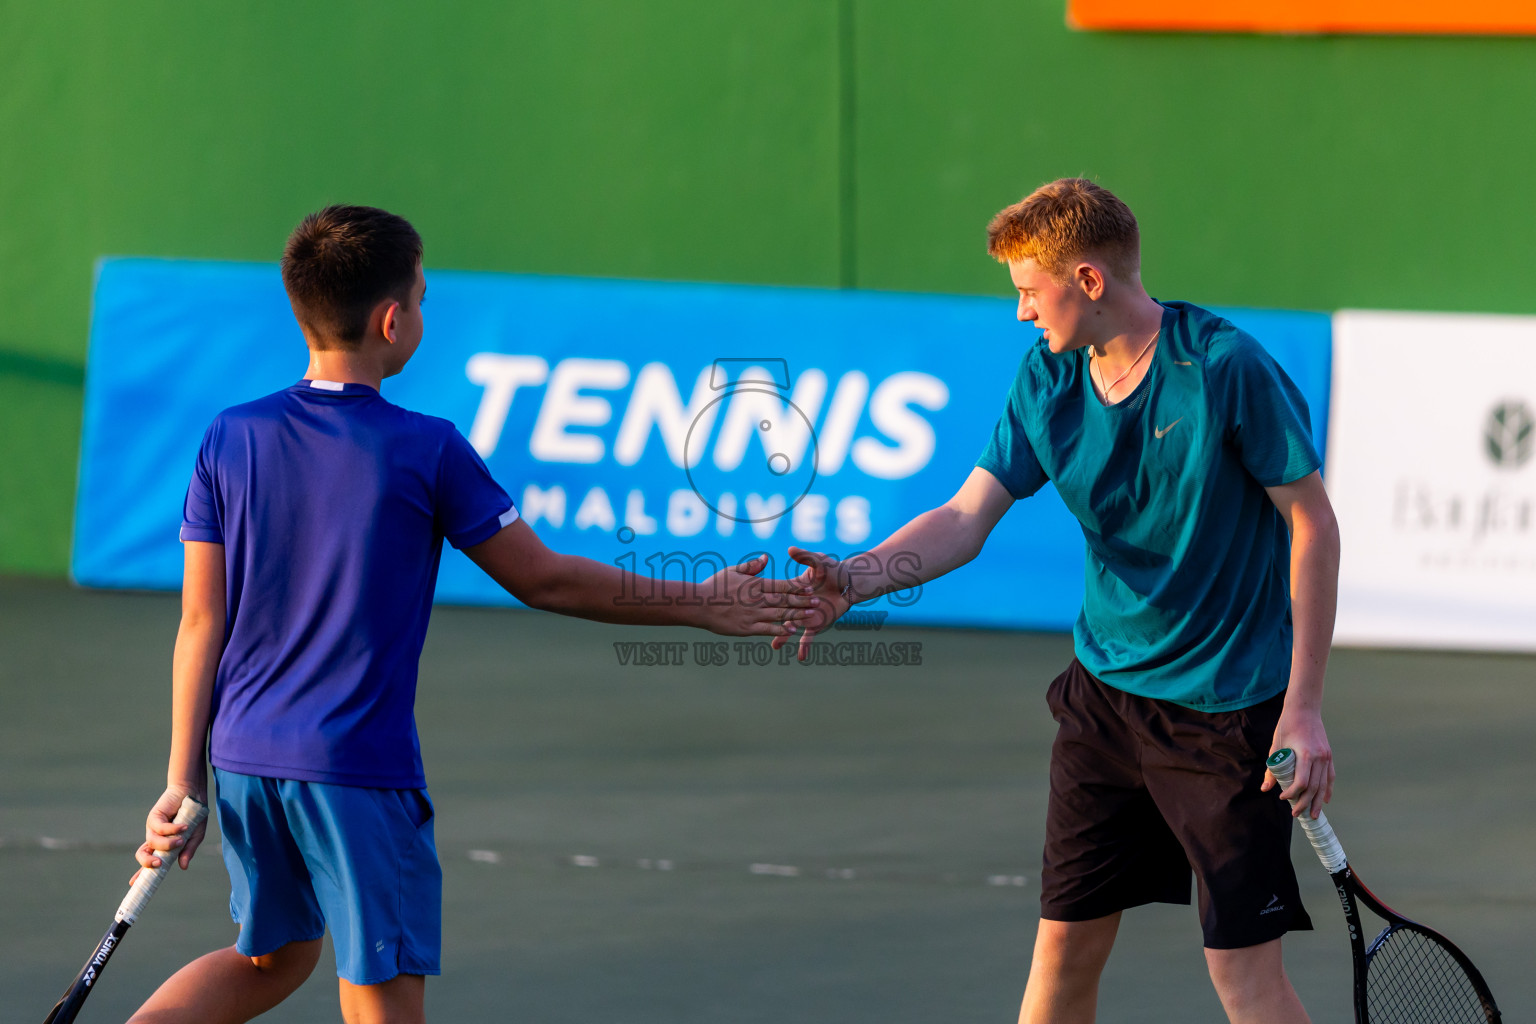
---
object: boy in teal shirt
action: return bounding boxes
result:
[779,178,1339,1024]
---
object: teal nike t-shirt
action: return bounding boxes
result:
[977,300,1321,711]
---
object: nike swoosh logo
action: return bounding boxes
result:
[1155,418,1183,439]
[1174,360,1193,366]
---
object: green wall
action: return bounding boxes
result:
[4,0,1536,575]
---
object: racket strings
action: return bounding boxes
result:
[1366,927,1495,1023]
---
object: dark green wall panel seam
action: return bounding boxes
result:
[0,350,87,388]
[838,0,858,289]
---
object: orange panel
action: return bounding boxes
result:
[1068,0,1536,35]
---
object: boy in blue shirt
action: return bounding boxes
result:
[778,179,1339,1024]
[132,205,815,1024]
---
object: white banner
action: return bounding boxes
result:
[1328,310,1536,650]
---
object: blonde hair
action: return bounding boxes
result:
[986,178,1139,281]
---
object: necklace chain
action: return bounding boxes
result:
[1092,329,1160,401]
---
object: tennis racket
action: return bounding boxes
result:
[1267,749,1501,1023]
[42,795,209,1024]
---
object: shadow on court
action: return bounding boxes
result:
[2,577,1530,1022]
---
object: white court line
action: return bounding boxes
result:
[7,837,1031,890]
[749,863,800,877]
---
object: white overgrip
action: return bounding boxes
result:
[1266,749,1347,874]
[116,796,209,925]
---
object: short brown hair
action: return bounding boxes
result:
[986,178,1139,281]
[281,205,423,347]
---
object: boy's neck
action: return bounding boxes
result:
[305,349,387,392]
[1087,291,1165,368]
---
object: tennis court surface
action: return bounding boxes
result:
[3,576,1530,1022]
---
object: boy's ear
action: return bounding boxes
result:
[380,300,402,343]
[1074,262,1106,301]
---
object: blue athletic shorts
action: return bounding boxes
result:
[213,767,442,984]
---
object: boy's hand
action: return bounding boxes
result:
[770,547,854,661]
[700,555,819,636]
[1262,707,1333,819]
[136,783,208,873]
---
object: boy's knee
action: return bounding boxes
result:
[1205,939,1293,1011]
[1032,915,1120,980]
[250,937,323,984]
[339,972,427,1024]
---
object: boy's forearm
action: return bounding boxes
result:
[167,614,221,794]
[1283,512,1340,713]
[840,504,983,602]
[166,542,226,797]
[531,553,716,628]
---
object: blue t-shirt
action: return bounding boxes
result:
[180,380,517,788]
[977,301,1321,711]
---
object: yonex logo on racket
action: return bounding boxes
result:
[82,934,118,988]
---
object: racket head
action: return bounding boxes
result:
[1362,919,1502,1023]
[1341,873,1502,1024]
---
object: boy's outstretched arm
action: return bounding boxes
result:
[138,540,225,873]
[466,519,816,637]
[774,467,1016,660]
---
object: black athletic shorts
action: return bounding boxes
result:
[1040,659,1312,950]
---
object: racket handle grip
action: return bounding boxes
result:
[1266,749,1347,874]
[116,796,209,925]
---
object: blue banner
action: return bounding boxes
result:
[74,259,1330,630]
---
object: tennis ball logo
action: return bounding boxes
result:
[1483,400,1533,470]
[684,358,820,524]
